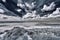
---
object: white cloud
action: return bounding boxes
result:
[22,11,36,19]
[23,12,32,19]
[41,2,56,12]
[17,3,25,8]
[2,0,6,2]
[17,0,25,8]
[25,2,36,9]
[16,9,21,12]
[22,10,40,19]
[48,8,60,17]
[0,9,5,13]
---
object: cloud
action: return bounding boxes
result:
[22,10,40,19]
[25,2,36,9]
[41,2,56,12]
[22,11,36,19]
[17,3,25,8]
[48,8,60,17]
[16,9,22,12]
[0,9,5,13]
[22,12,32,19]
[2,0,6,2]
[17,0,25,8]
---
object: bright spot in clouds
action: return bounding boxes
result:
[0,9,5,13]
